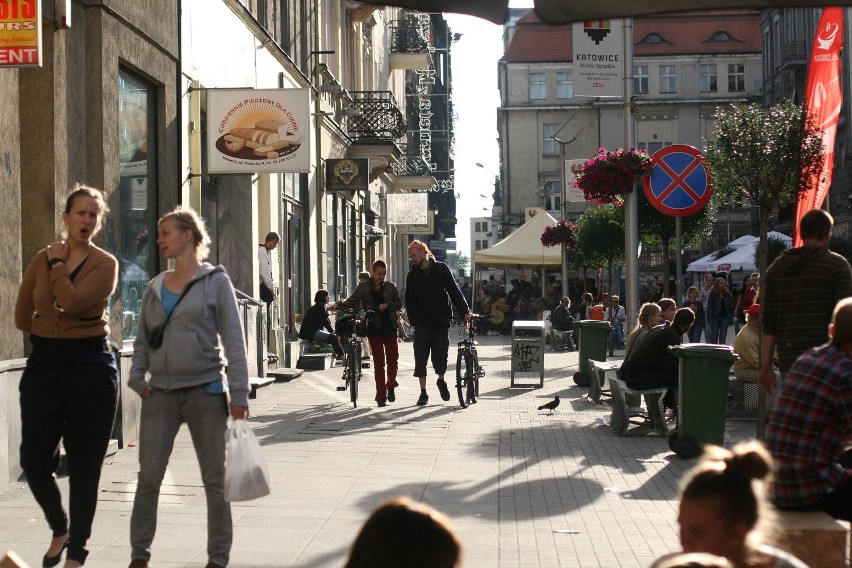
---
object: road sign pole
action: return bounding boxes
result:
[676,216,682,304]
[624,18,639,332]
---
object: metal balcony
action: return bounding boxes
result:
[392,143,431,177]
[346,91,407,144]
[389,17,432,70]
[779,41,806,69]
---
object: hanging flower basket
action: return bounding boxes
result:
[541,220,577,250]
[574,147,653,204]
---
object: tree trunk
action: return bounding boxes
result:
[661,237,671,298]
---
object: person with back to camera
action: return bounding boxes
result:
[651,441,808,568]
[344,497,462,568]
[760,209,852,397]
[298,289,344,361]
[765,297,852,521]
[14,184,119,568]
[623,308,695,417]
[405,240,470,406]
[126,207,250,568]
[336,260,402,407]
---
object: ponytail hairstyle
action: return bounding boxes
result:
[408,240,435,261]
[159,206,212,261]
[680,442,775,552]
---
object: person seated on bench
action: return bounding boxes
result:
[605,294,627,348]
[298,289,344,361]
[623,308,694,416]
[651,441,808,568]
[765,297,852,522]
[732,304,779,384]
[550,296,575,348]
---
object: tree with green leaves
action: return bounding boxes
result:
[637,188,715,288]
[575,204,625,294]
[444,251,470,279]
[704,100,824,282]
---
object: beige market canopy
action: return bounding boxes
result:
[473,211,563,268]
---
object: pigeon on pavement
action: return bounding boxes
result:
[538,396,560,414]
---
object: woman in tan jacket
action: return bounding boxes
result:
[337,260,402,406]
[15,184,119,568]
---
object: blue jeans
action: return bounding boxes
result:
[709,317,729,344]
[313,330,343,357]
[130,388,230,566]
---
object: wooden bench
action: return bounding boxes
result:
[587,359,620,403]
[608,378,668,436]
[774,510,850,568]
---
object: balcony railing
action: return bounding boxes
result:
[780,41,806,65]
[393,143,431,177]
[346,91,407,144]
[390,19,429,54]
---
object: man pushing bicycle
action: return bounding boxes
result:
[405,241,470,406]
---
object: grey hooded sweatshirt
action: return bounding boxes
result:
[128,263,250,407]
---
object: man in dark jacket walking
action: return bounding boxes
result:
[405,240,470,406]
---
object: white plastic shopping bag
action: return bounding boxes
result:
[224,420,270,502]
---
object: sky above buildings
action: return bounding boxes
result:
[446,1,533,262]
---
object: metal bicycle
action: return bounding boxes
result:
[334,308,372,408]
[455,314,488,408]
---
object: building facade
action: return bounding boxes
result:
[495,10,763,279]
[0,0,456,488]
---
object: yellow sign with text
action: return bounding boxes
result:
[0,0,41,67]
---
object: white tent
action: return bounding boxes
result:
[712,232,791,273]
[473,211,562,268]
[687,232,791,274]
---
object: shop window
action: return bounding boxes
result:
[117,69,158,341]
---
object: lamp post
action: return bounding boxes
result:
[476,162,502,247]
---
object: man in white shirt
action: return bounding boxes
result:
[258,232,279,334]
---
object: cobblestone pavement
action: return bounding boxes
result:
[0,333,758,567]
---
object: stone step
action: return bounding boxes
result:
[296,352,335,371]
[775,510,850,568]
[266,367,304,382]
[249,376,275,399]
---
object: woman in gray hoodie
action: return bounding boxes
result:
[126,207,249,568]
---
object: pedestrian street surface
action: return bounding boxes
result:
[0,334,757,567]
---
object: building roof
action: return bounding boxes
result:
[501,9,761,63]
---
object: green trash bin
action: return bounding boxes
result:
[572,320,612,387]
[669,344,739,458]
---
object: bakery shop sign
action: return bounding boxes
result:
[207,88,310,174]
[0,0,42,67]
[326,159,368,192]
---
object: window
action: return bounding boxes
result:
[556,71,573,99]
[659,65,677,93]
[543,124,560,155]
[639,141,672,154]
[118,69,158,341]
[633,65,649,94]
[728,63,745,92]
[529,73,546,100]
[544,194,561,213]
[700,64,717,93]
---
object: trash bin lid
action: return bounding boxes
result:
[575,319,613,329]
[670,343,738,361]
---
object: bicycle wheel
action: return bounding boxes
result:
[348,341,359,407]
[456,349,471,408]
[469,348,481,403]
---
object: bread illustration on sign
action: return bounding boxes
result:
[217,118,304,161]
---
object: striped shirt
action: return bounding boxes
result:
[765,342,852,508]
[762,245,852,371]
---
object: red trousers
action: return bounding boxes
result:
[368,335,399,401]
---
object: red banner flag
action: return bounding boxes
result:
[794,7,843,247]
